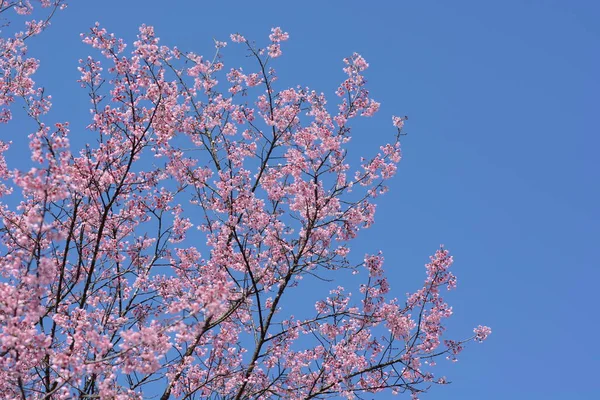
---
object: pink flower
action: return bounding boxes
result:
[269,27,289,42]
[392,115,405,129]
[268,43,282,58]
[230,33,246,43]
[474,325,492,342]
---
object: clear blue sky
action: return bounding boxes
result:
[9,1,600,399]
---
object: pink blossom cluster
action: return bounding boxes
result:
[0,7,490,399]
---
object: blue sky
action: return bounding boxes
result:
[8,1,600,399]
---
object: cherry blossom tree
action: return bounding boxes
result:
[0,2,490,399]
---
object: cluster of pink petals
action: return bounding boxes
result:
[474,325,492,342]
[0,7,490,399]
